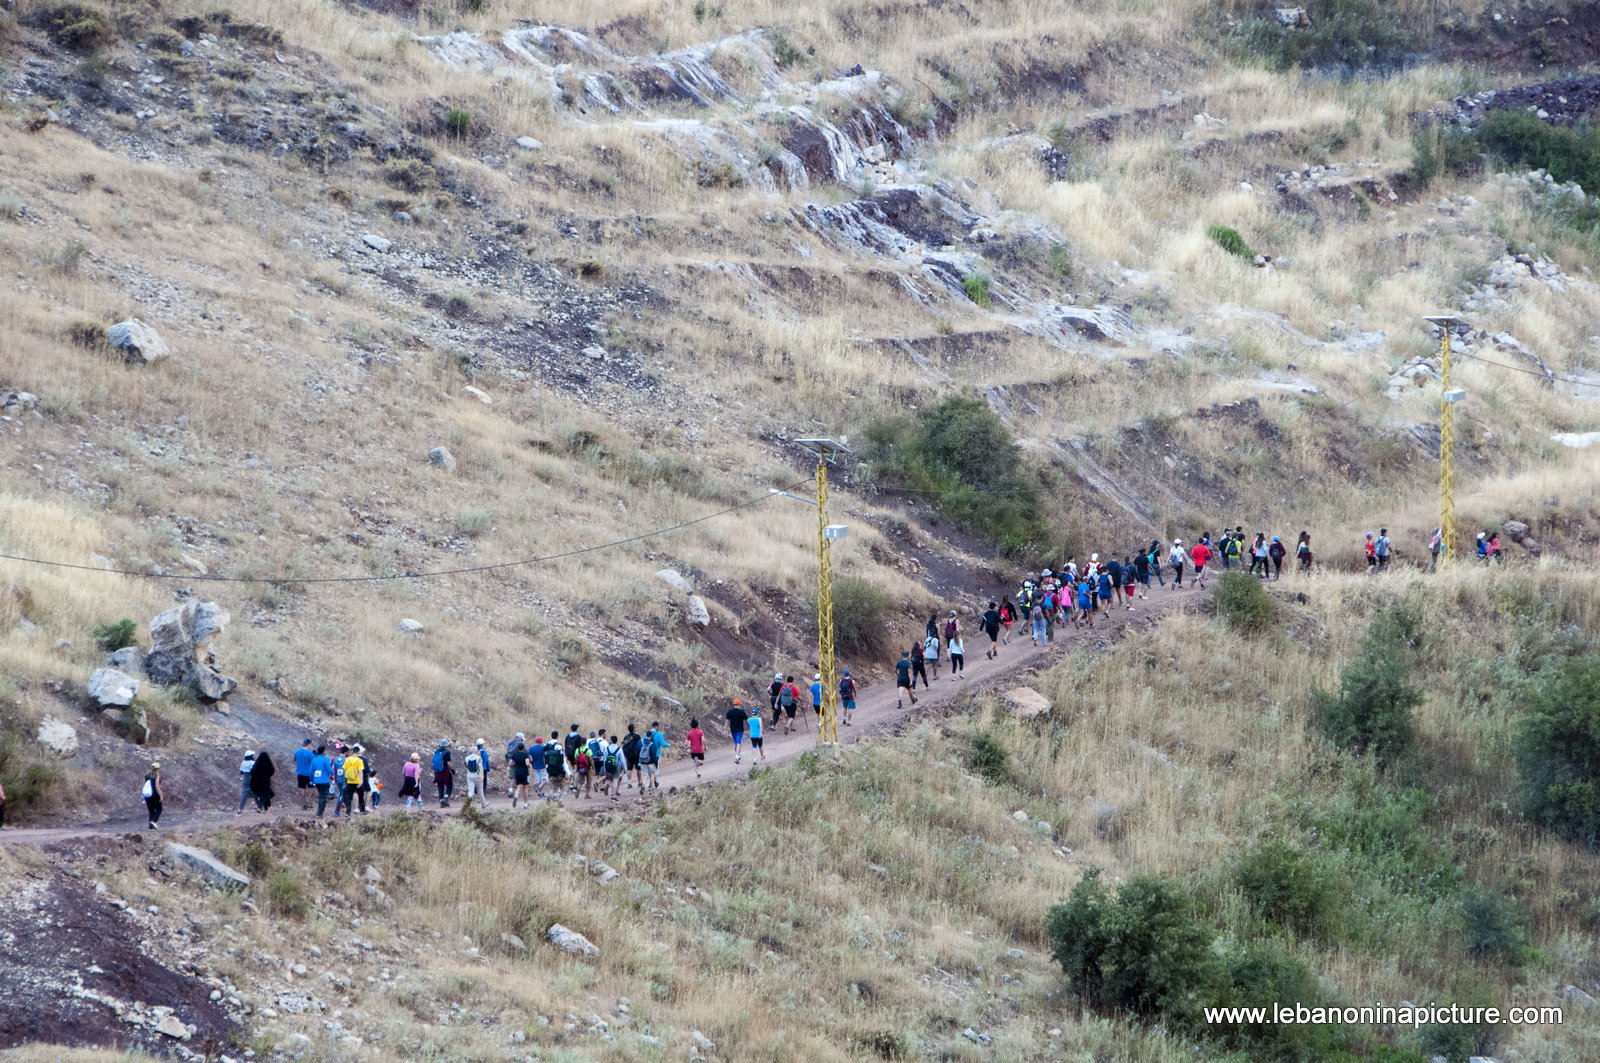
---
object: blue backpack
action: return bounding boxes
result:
[431,747,446,773]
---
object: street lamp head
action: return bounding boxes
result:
[1423,314,1469,330]
[824,524,849,541]
[1443,387,1467,405]
[794,438,853,464]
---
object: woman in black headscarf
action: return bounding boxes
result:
[249,750,277,812]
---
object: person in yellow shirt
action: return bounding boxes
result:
[341,746,368,816]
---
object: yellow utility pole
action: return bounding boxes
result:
[790,439,851,745]
[1425,316,1468,567]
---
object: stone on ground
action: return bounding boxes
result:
[107,319,170,365]
[165,843,250,891]
[656,569,692,594]
[1003,687,1051,718]
[545,923,599,958]
[89,667,141,708]
[35,715,78,756]
[398,618,425,634]
[144,600,236,702]
[428,446,456,472]
[461,385,492,405]
[685,594,711,628]
[106,645,145,677]
[153,1014,190,1040]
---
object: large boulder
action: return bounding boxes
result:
[89,667,141,708]
[106,319,170,365]
[428,446,456,472]
[685,595,711,629]
[144,601,236,702]
[545,923,599,959]
[106,646,145,677]
[102,706,151,745]
[165,843,250,891]
[656,569,693,594]
[35,715,78,757]
[1003,687,1051,719]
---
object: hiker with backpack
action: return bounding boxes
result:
[982,602,1002,659]
[544,733,567,798]
[601,734,624,800]
[923,632,941,679]
[1029,598,1046,645]
[341,746,368,815]
[1297,531,1313,574]
[839,670,858,726]
[431,741,453,807]
[1169,539,1188,588]
[746,706,766,759]
[311,745,333,817]
[563,725,584,791]
[640,723,666,791]
[236,749,258,815]
[685,719,706,779]
[1268,536,1286,579]
[508,740,532,809]
[143,762,163,830]
[1147,541,1166,587]
[998,596,1015,644]
[464,739,491,807]
[622,724,643,792]
[778,676,802,734]
[726,699,749,765]
[767,673,785,726]
[895,651,918,708]
[1375,528,1392,572]
[505,733,526,799]
[573,740,594,798]
[909,641,929,689]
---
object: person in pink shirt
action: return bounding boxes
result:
[399,753,422,812]
[685,719,706,780]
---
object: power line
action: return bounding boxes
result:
[1455,349,1594,388]
[0,477,816,585]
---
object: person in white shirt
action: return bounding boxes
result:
[1169,539,1189,588]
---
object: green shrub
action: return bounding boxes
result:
[92,617,138,652]
[445,107,473,137]
[961,271,992,306]
[1477,109,1600,193]
[551,633,594,676]
[28,1,113,52]
[1310,607,1423,764]
[1459,887,1527,966]
[1206,223,1253,259]
[1228,0,1415,72]
[1047,867,1222,1028]
[820,575,895,658]
[384,158,435,194]
[1297,776,1459,901]
[1407,126,1481,188]
[770,29,802,68]
[1235,840,1341,939]
[1514,656,1600,847]
[849,1029,913,1060]
[263,868,310,918]
[968,732,1010,785]
[1215,942,1349,1061]
[1216,571,1276,634]
[862,395,1051,556]
[0,734,63,813]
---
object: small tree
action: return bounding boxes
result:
[1235,840,1341,939]
[819,576,895,658]
[92,617,138,652]
[1310,607,1422,764]
[1216,571,1276,634]
[1514,656,1600,848]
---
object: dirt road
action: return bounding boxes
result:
[0,587,1199,845]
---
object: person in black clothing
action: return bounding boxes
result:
[925,612,939,642]
[894,651,918,708]
[563,725,584,793]
[249,750,276,812]
[144,762,163,830]
[909,641,929,688]
[508,742,532,808]
[544,732,567,795]
[1268,536,1286,580]
[981,601,1002,659]
[725,699,749,765]
[1106,557,1125,608]
[767,673,785,726]
[622,724,643,791]
[1146,540,1165,586]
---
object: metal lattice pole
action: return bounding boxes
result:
[816,457,840,745]
[1439,328,1456,568]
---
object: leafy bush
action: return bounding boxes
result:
[1459,886,1527,966]
[1047,867,1222,1028]
[1215,942,1348,1061]
[770,29,802,68]
[0,733,63,813]
[27,1,113,52]
[1217,571,1276,634]
[822,575,895,658]
[445,107,473,137]
[1514,656,1600,847]
[961,271,992,306]
[263,868,310,918]
[849,1029,913,1060]
[1407,126,1482,188]
[862,395,1051,555]
[551,633,594,676]
[92,617,138,652]
[1477,110,1600,193]
[1228,0,1416,72]
[1310,607,1423,764]
[1206,223,1253,259]
[1235,841,1341,939]
[968,732,1010,785]
[1296,776,1459,901]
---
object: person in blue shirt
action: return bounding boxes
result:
[810,673,823,730]
[293,738,315,810]
[309,745,334,818]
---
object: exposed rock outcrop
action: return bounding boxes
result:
[144,601,236,702]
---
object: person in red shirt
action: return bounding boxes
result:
[685,719,706,780]
[1189,538,1213,589]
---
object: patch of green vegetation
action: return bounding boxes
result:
[961,271,992,306]
[1310,605,1422,764]
[1235,840,1342,939]
[1206,223,1253,259]
[551,633,594,676]
[1459,886,1529,966]
[968,732,1010,785]
[1407,125,1481,188]
[1514,655,1600,847]
[1227,0,1416,72]
[92,617,138,652]
[27,0,113,52]
[820,575,896,658]
[1478,110,1600,192]
[445,107,473,137]
[861,394,1051,555]
[1216,571,1276,634]
[770,29,803,68]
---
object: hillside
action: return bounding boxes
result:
[2,0,1600,1058]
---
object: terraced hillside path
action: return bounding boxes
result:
[0,585,1204,845]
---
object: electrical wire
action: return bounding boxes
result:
[1455,349,1595,387]
[0,476,817,585]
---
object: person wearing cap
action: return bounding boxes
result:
[943,609,959,646]
[745,700,766,758]
[294,738,315,810]
[1169,538,1188,588]
[767,672,786,727]
[621,722,643,791]
[143,761,163,830]
[236,749,258,815]
[1268,535,1286,579]
[809,673,823,724]
[726,698,749,764]
[1364,532,1377,574]
[310,745,333,817]
[464,738,490,807]
[839,669,858,726]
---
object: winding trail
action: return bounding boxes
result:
[0,586,1204,846]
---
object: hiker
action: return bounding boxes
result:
[747,705,766,759]
[1249,533,1269,578]
[1076,574,1093,628]
[895,651,918,708]
[1224,532,1242,570]
[330,744,347,817]
[464,739,489,806]
[505,733,526,798]
[1428,527,1443,572]
[726,699,749,765]
[342,745,368,815]
[778,675,801,734]
[601,733,623,800]
[925,611,939,642]
[998,596,1015,644]
[1106,555,1125,607]
[143,762,163,830]
[1487,531,1502,562]
[923,632,941,679]
[1477,531,1489,562]
[948,633,965,680]
[1364,532,1377,573]
[767,673,785,725]
[249,750,276,813]
[1132,548,1150,596]
[1029,598,1046,645]
[1190,537,1211,588]
[810,673,824,727]
[622,724,643,792]
[367,765,383,809]
[910,641,929,688]
[1268,536,1286,579]
[432,741,454,807]
[1147,540,1166,587]
[311,745,334,817]
[508,740,532,808]
[1375,528,1392,572]
[1169,539,1187,587]
[294,738,315,810]
[639,723,665,791]
[400,753,422,811]
[0,778,6,829]
[685,718,706,779]
[1124,555,1142,603]
[1297,531,1313,574]
[563,725,584,792]
[573,740,594,798]
[839,670,857,726]
[236,749,258,815]
[982,601,1001,659]
[1097,564,1113,610]
[544,733,567,798]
